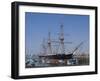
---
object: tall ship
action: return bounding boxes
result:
[38,24,84,66]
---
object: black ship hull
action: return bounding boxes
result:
[39,53,73,59]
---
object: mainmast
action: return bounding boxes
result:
[59,24,65,54]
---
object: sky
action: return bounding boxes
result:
[25,12,89,55]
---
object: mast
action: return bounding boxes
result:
[59,24,65,54]
[47,31,52,54]
[42,38,47,55]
